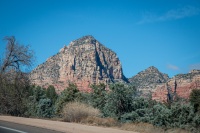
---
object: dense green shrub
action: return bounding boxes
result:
[46,85,58,104]
[36,98,54,118]
[120,97,156,123]
[77,92,91,104]
[192,114,200,129]
[55,83,79,114]
[119,95,200,132]
[33,86,46,102]
[120,111,139,123]
[131,97,150,110]
[0,82,26,116]
[170,103,194,128]
[189,89,200,113]
[103,83,136,118]
[151,104,171,127]
[25,85,55,118]
[25,86,45,116]
[90,83,107,111]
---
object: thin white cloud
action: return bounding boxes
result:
[138,6,200,24]
[167,64,179,70]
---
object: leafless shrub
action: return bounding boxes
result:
[62,102,100,122]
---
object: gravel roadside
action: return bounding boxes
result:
[0,116,138,133]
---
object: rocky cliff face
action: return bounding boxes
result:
[29,35,128,92]
[152,69,200,102]
[129,66,169,97]
[129,66,200,101]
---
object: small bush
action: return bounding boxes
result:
[192,114,200,131]
[120,111,139,123]
[36,98,54,118]
[189,89,200,113]
[170,103,195,128]
[151,104,171,127]
[62,102,100,122]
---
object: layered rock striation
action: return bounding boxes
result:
[29,35,128,92]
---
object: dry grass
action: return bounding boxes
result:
[121,123,190,133]
[81,118,190,133]
[62,102,100,122]
[121,122,164,133]
[81,116,118,127]
[165,128,190,133]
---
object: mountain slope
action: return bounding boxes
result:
[29,35,128,92]
[129,66,169,96]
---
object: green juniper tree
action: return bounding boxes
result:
[103,83,136,118]
[46,85,58,104]
[189,89,200,113]
[90,83,107,111]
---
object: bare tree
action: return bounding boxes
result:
[1,36,34,73]
[0,36,35,116]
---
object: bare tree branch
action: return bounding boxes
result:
[0,36,34,73]
[0,36,35,115]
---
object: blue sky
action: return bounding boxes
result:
[0,0,200,78]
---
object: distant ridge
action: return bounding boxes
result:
[129,66,169,96]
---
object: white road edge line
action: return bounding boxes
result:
[0,126,27,133]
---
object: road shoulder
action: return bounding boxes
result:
[0,116,138,133]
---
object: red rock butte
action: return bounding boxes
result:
[29,35,128,92]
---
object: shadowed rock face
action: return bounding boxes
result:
[29,35,128,92]
[129,66,169,97]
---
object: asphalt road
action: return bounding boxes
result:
[0,120,64,133]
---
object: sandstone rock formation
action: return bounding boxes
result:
[129,66,200,101]
[30,35,200,101]
[129,66,169,97]
[29,35,128,92]
[152,69,200,102]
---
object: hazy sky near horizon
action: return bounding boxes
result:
[0,0,200,78]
